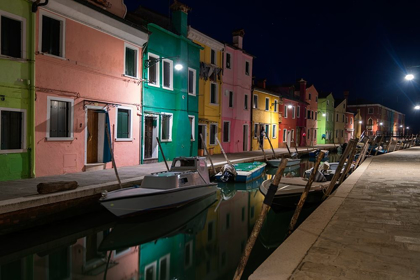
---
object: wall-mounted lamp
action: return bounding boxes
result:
[359,120,362,124]
[414,105,420,110]
[406,126,410,129]
[144,56,183,71]
[400,125,403,128]
[287,104,292,109]
[379,122,383,126]
[322,113,326,117]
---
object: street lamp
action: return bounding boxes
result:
[379,122,383,126]
[287,104,293,109]
[415,105,420,110]
[359,120,362,124]
[405,74,415,81]
[144,56,183,71]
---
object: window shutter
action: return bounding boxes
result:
[125,48,136,77]
[117,109,129,138]
[163,61,170,88]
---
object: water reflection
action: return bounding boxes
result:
[0,155,334,280]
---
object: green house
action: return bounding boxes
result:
[128,2,201,163]
[0,0,35,181]
[317,92,335,144]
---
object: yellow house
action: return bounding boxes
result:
[251,87,280,151]
[334,98,347,143]
[188,27,223,155]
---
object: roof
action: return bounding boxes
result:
[252,87,280,97]
[318,91,333,99]
[334,98,345,108]
[127,5,175,33]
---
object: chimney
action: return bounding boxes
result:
[344,90,349,101]
[299,78,307,102]
[170,0,191,37]
[232,29,245,49]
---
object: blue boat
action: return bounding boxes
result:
[308,149,329,158]
[215,161,267,183]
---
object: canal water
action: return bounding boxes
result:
[0,154,340,280]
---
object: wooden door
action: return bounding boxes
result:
[144,117,153,158]
[87,110,98,163]
[243,125,248,151]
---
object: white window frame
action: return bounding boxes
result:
[253,94,258,109]
[223,121,230,142]
[188,115,195,141]
[123,43,139,79]
[160,113,173,142]
[274,99,278,112]
[327,100,330,106]
[297,105,300,118]
[0,107,27,154]
[210,82,218,105]
[368,107,374,114]
[46,96,74,141]
[187,67,196,96]
[38,10,66,58]
[148,53,160,87]
[272,124,276,139]
[115,106,133,141]
[283,129,287,142]
[159,254,170,280]
[253,123,258,138]
[209,123,217,145]
[284,105,288,118]
[144,261,157,280]
[326,112,329,121]
[292,106,295,119]
[162,58,173,91]
[265,97,269,111]
[113,247,131,258]
[0,10,27,59]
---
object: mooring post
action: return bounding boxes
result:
[200,133,216,175]
[338,140,358,184]
[258,135,268,162]
[288,151,325,235]
[354,136,369,168]
[215,137,231,165]
[374,136,384,156]
[105,122,122,189]
[233,159,289,280]
[285,142,292,156]
[323,139,356,199]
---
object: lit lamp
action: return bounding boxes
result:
[379,122,383,126]
[359,120,362,124]
[407,126,410,129]
[400,125,403,128]
[415,105,420,110]
[287,104,293,109]
[144,56,183,71]
[322,113,326,117]
[405,74,415,81]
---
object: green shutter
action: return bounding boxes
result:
[117,109,129,138]
[125,48,136,77]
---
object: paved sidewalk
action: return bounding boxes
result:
[250,147,420,279]
[0,146,330,215]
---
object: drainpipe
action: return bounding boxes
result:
[32,0,49,13]
[29,3,36,177]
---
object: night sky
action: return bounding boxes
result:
[125,0,420,133]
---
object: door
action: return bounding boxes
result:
[144,116,154,159]
[198,124,206,149]
[243,124,248,151]
[87,110,99,163]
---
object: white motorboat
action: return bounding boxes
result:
[100,157,218,217]
[267,158,301,167]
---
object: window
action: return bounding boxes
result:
[210,123,217,145]
[327,100,330,106]
[162,59,173,90]
[265,124,269,137]
[161,113,173,141]
[272,124,276,138]
[307,129,310,138]
[343,103,345,109]
[226,53,231,69]
[116,107,132,140]
[244,94,248,110]
[47,96,73,140]
[368,107,374,114]
[229,91,234,108]
[189,115,195,141]
[326,113,329,121]
[314,129,317,140]
[274,100,278,112]
[308,93,311,100]
[341,130,344,137]
[305,108,307,119]
[283,129,287,142]
[1,11,26,59]
[342,114,344,122]
[346,116,348,123]
[254,123,258,138]
[185,241,193,268]
[265,98,269,111]
[207,221,214,241]
[188,68,196,95]
[311,111,314,119]
[291,129,295,141]
[124,44,138,78]
[297,106,300,118]
[336,113,338,122]
[145,262,156,280]
[315,112,317,120]
[292,106,295,119]
[0,108,26,153]
[284,106,288,118]
[210,83,217,104]
[351,117,353,124]
[159,255,170,280]
[211,49,216,64]
[253,94,258,109]
[316,96,318,102]
[40,11,65,57]
[223,121,230,142]
[148,53,159,86]
[245,61,250,75]
[307,109,311,119]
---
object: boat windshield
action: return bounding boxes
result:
[172,159,196,168]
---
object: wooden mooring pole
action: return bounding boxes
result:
[374,136,383,156]
[233,159,289,280]
[215,137,231,165]
[156,137,170,172]
[200,133,216,175]
[258,135,268,162]
[105,123,122,189]
[266,136,277,159]
[287,151,325,235]
[338,140,358,184]
[354,136,369,168]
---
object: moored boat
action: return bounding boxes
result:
[100,157,218,217]
[215,161,266,183]
[267,158,301,167]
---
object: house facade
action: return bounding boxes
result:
[221,30,253,153]
[334,98,347,143]
[278,95,299,148]
[345,111,355,141]
[304,83,319,146]
[187,26,223,156]
[317,92,335,144]
[130,3,201,163]
[251,86,280,151]
[34,0,148,177]
[0,0,35,181]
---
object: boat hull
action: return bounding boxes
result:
[267,158,301,167]
[215,162,267,183]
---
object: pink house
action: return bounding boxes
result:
[34,0,148,176]
[221,30,253,153]
[304,81,319,146]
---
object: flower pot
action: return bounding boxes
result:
[198,149,204,156]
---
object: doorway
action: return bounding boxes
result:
[86,109,105,164]
[243,124,248,151]
[144,115,159,160]
[198,124,206,149]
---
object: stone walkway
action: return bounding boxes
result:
[250,147,420,280]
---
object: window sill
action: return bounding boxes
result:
[122,74,139,80]
[0,149,27,154]
[188,93,196,96]
[161,139,172,142]
[39,52,67,61]
[147,83,160,88]
[210,103,219,106]
[46,137,74,141]
[115,138,133,142]
[162,86,174,91]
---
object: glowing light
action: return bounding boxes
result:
[322,113,326,117]
[287,105,293,109]
[379,122,383,126]
[405,74,415,80]
[400,125,403,127]
[415,105,420,110]
[406,126,410,129]
[359,120,362,124]
[175,63,183,71]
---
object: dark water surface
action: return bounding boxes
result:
[0,155,339,280]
